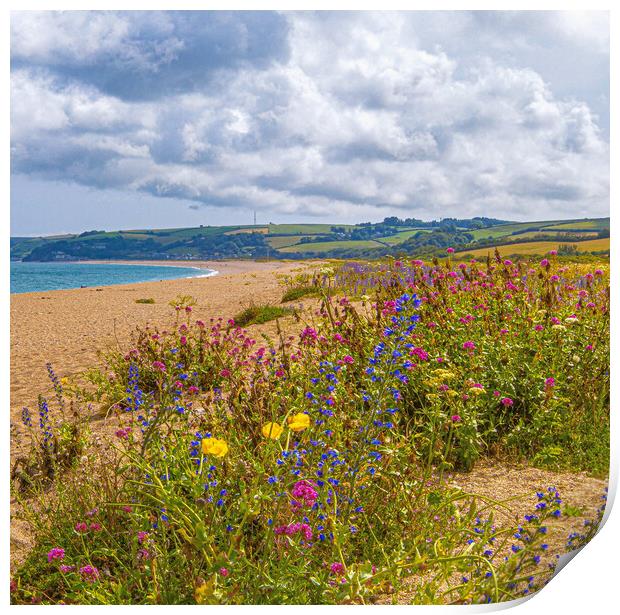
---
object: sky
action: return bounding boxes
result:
[10,10,610,236]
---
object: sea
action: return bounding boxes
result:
[10,261,217,294]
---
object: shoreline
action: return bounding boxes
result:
[10,259,292,296]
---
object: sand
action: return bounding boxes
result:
[10,259,317,454]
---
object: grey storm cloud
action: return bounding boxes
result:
[10,10,609,222]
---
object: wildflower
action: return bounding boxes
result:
[468,386,485,395]
[451,415,462,423]
[202,438,229,458]
[540,259,550,267]
[500,397,514,407]
[288,413,311,432]
[152,361,166,372]
[122,506,133,513]
[59,565,75,574]
[548,250,557,256]
[330,562,345,575]
[446,247,455,254]
[545,377,555,389]
[75,522,88,533]
[291,480,318,506]
[261,422,283,439]
[462,341,476,351]
[89,523,102,532]
[342,355,354,364]
[137,531,149,544]
[47,547,65,563]
[79,565,99,583]
[219,567,229,577]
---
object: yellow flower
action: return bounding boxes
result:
[426,393,439,402]
[261,422,283,439]
[468,387,485,395]
[288,413,311,432]
[447,390,459,398]
[552,324,566,331]
[202,437,229,458]
[433,369,455,380]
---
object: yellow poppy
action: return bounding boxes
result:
[201,437,229,458]
[261,422,283,439]
[287,413,311,432]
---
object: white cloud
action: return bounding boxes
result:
[10,11,609,223]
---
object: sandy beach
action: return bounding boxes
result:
[10,259,317,451]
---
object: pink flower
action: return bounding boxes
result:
[451,415,462,423]
[79,565,99,583]
[545,377,555,389]
[187,385,199,395]
[137,531,149,545]
[75,522,88,533]
[548,250,557,256]
[180,336,187,346]
[195,320,205,328]
[462,341,476,351]
[220,368,231,378]
[59,565,75,574]
[185,306,192,313]
[122,506,133,513]
[227,318,235,326]
[47,547,65,563]
[503,259,513,266]
[89,523,102,532]
[342,355,354,365]
[219,567,229,577]
[534,324,543,331]
[446,247,455,254]
[291,480,318,507]
[152,361,166,372]
[595,269,603,276]
[330,562,345,575]
[540,259,549,267]
[500,397,514,407]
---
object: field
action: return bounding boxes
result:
[456,238,610,259]
[11,217,609,262]
[10,253,609,605]
[279,239,386,253]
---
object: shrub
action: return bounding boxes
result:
[233,304,294,327]
[135,298,155,304]
[281,285,319,302]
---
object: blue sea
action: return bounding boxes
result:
[10,261,216,294]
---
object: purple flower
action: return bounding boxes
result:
[47,547,65,563]
[79,565,99,583]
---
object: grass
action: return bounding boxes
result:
[232,303,295,327]
[266,236,309,249]
[134,298,155,304]
[280,285,319,302]
[456,238,610,259]
[279,239,386,253]
[267,224,357,235]
[376,229,432,245]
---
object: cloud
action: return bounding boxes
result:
[11,10,609,224]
